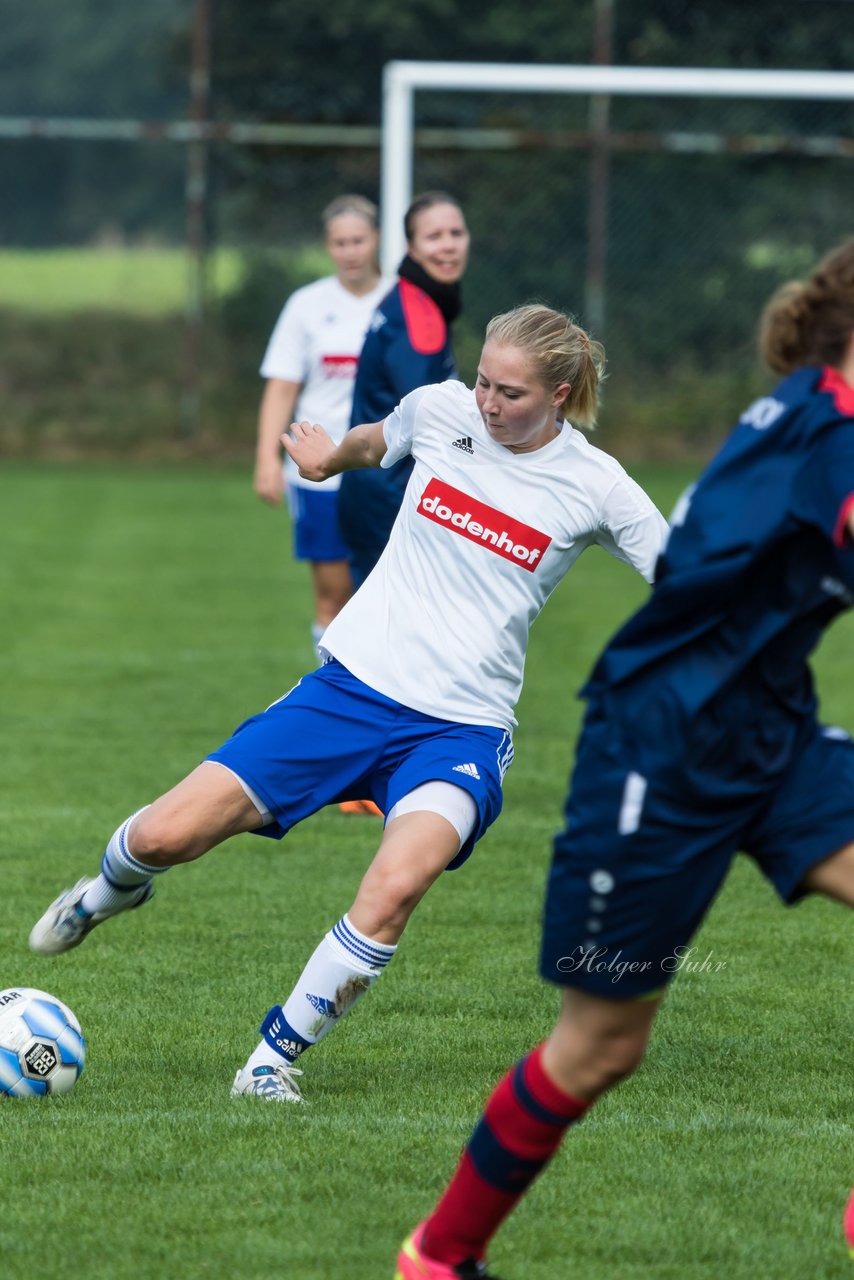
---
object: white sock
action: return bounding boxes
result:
[80,807,167,916]
[311,622,325,664]
[244,914,397,1071]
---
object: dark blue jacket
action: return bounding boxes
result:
[337,278,456,582]
[584,366,854,791]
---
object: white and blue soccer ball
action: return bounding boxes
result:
[0,987,85,1097]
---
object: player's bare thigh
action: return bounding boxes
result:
[799,838,854,905]
[129,761,265,867]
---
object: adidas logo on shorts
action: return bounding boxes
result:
[452,762,481,779]
[452,436,474,454]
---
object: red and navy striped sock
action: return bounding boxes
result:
[422,1043,591,1266]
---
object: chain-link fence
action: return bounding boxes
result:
[405,84,854,454]
[1,5,852,459]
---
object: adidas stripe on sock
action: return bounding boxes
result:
[244,913,397,1070]
[80,807,166,916]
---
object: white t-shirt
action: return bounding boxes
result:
[320,380,669,731]
[261,274,393,490]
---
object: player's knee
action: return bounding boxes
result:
[367,887,418,932]
[551,1021,650,1098]
[569,1047,646,1099]
[129,810,207,866]
[594,1030,648,1089]
[356,872,426,934]
[316,581,349,612]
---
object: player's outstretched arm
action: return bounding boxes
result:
[282,418,387,483]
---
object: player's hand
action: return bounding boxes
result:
[282,420,336,482]
[253,456,285,506]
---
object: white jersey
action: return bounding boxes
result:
[320,380,669,732]
[261,274,392,490]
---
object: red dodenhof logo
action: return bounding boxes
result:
[321,355,359,379]
[418,478,551,571]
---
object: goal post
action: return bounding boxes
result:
[380,60,854,276]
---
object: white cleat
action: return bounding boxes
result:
[29,877,154,955]
[230,1062,305,1103]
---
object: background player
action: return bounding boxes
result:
[395,241,854,1279]
[337,190,469,585]
[254,194,391,658]
[30,304,668,1105]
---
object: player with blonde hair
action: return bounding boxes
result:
[254,194,392,657]
[30,304,667,1108]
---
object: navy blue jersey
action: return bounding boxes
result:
[337,279,457,570]
[584,366,854,786]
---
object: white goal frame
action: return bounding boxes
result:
[380,61,854,276]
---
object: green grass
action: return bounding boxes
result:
[0,248,238,316]
[0,245,327,457]
[0,462,852,1279]
[0,245,329,316]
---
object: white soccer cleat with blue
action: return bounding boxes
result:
[29,877,154,955]
[230,1062,305,1103]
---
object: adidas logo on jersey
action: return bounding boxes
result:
[306,993,337,1018]
[452,436,474,454]
[453,762,481,779]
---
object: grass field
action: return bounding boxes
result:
[0,247,237,316]
[0,246,325,457]
[0,247,327,316]
[1,461,852,1280]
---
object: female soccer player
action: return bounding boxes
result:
[337,190,469,585]
[254,194,392,656]
[29,304,668,1105]
[395,242,854,1279]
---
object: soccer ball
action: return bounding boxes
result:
[0,987,85,1097]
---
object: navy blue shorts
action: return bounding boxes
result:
[540,719,854,997]
[207,659,513,869]
[288,487,349,563]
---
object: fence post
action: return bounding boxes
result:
[182,0,212,437]
[585,0,614,339]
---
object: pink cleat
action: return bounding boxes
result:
[394,1222,500,1279]
[844,1188,854,1258]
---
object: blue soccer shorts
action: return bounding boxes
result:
[288,486,349,563]
[206,659,514,869]
[540,718,854,998]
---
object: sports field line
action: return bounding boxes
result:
[592,1108,854,1139]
